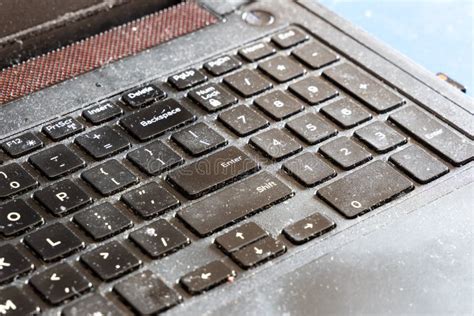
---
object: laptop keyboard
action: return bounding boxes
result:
[0,26,473,315]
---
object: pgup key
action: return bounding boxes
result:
[0,163,38,199]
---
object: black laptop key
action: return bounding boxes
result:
[29,144,85,179]
[0,286,40,315]
[254,90,304,120]
[289,76,338,105]
[62,294,124,316]
[24,223,84,262]
[238,42,276,61]
[204,55,242,76]
[231,236,286,269]
[180,260,236,295]
[292,41,339,69]
[324,63,405,113]
[389,106,474,166]
[42,117,84,141]
[168,68,207,91]
[320,98,372,129]
[82,159,137,196]
[83,102,123,124]
[283,153,336,187]
[272,28,308,48]
[120,99,196,141]
[0,245,33,284]
[355,121,407,153]
[286,112,338,144]
[168,146,259,199]
[130,219,190,258]
[188,83,238,112]
[224,69,273,98]
[0,163,37,198]
[219,104,269,136]
[317,160,414,218]
[319,137,372,170]
[177,172,293,236]
[122,182,180,218]
[127,140,183,175]
[215,222,268,254]
[249,128,302,161]
[172,122,227,156]
[114,270,181,315]
[390,145,449,184]
[122,84,166,108]
[0,200,42,236]
[258,55,306,83]
[75,126,130,159]
[34,179,92,216]
[30,263,92,305]
[74,203,133,241]
[2,132,43,158]
[283,212,336,245]
[81,241,141,281]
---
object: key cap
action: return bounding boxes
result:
[168,146,259,199]
[82,101,123,124]
[180,260,236,295]
[231,236,286,269]
[238,42,276,61]
[0,286,40,315]
[24,223,84,262]
[120,99,196,141]
[354,121,407,153]
[258,55,306,83]
[0,245,33,284]
[204,55,242,76]
[129,219,190,258]
[289,76,338,105]
[122,182,180,219]
[75,126,130,159]
[127,140,183,175]
[215,222,268,254]
[1,132,43,158]
[283,212,336,245]
[319,137,372,170]
[224,69,273,98]
[292,41,339,69]
[177,172,294,236]
[82,159,137,196]
[320,98,372,129]
[283,153,336,187]
[390,145,449,184]
[219,104,269,136]
[271,28,308,48]
[114,270,181,315]
[0,200,43,236]
[30,263,92,305]
[34,179,92,216]
[317,160,414,218]
[168,68,207,91]
[74,203,133,241]
[286,112,338,144]
[188,83,238,112]
[29,144,85,179]
[249,128,302,161]
[81,241,141,281]
[62,294,124,316]
[122,84,166,108]
[42,117,84,141]
[389,106,474,166]
[254,90,304,120]
[0,163,37,199]
[324,63,405,113]
[172,122,227,156]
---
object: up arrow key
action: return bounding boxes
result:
[235,232,245,240]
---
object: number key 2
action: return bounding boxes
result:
[319,136,372,170]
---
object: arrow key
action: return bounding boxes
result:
[215,222,268,254]
[231,236,286,269]
[283,212,336,245]
[180,260,236,295]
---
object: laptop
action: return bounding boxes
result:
[0,0,472,315]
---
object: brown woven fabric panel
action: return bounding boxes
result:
[0,1,217,105]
